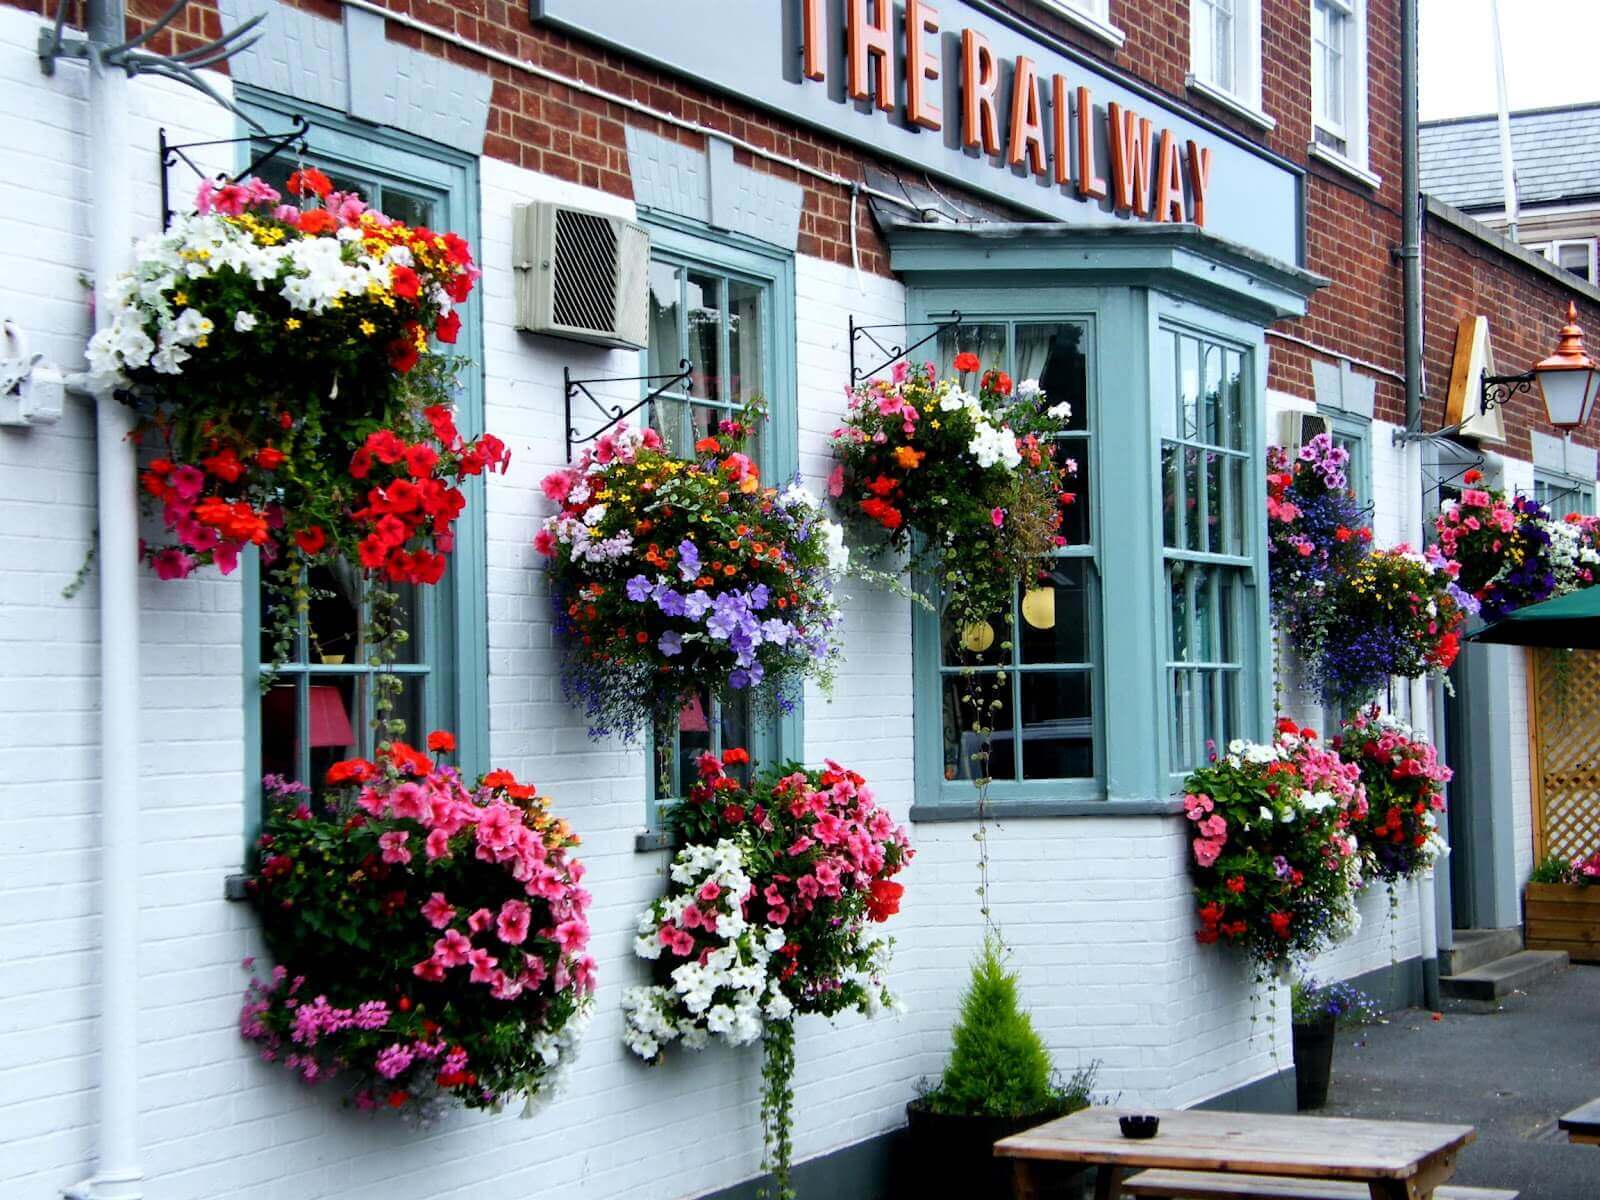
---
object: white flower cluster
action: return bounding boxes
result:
[621,839,790,1061]
[778,483,851,576]
[967,419,1024,471]
[1224,737,1288,768]
[513,997,594,1119]
[1546,517,1600,593]
[86,212,400,385]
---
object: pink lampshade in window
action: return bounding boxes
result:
[677,692,710,733]
[308,684,355,748]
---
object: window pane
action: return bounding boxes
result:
[1058,444,1091,544]
[1224,349,1245,449]
[1169,563,1190,661]
[386,673,425,751]
[685,270,724,404]
[727,280,765,407]
[718,697,753,783]
[943,675,1015,782]
[1222,453,1246,557]
[1185,446,1205,553]
[1193,565,1216,661]
[647,260,686,452]
[1162,444,1182,548]
[1179,336,1201,440]
[305,562,362,665]
[937,323,1007,374]
[941,602,1009,667]
[1020,671,1094,779]
[260,681,302,784]
[308,675,361,783]
[1557,242,1592,282]
[378,187,435,230]
[1020,561,1092,665]
[1016,324,1088,431]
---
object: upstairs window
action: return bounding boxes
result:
[1190,0,1267,124]
[1311,0,1372,175]
[1528,239,1597,285]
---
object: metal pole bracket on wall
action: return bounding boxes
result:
[564,359,693,462]
[158,116,311,227]
[848,314,962,385]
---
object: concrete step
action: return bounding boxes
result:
[1445,927,1524,976]
[1441,949,1569,1001]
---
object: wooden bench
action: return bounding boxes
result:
[1558,1098,1600,1145]
[1122,1168,1518,1200]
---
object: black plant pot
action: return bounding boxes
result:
[1292,1015,1337,1111]
[902,1099,1088,1199]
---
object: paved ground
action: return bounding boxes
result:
[1322,961,1599,1200]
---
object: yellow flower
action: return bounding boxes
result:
[285,318,301,331]
[173,291,188,306]
[195,336,208,349]
[359,320,376,336]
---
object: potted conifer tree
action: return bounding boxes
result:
[906,938,1096,1198]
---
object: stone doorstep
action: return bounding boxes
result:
[1439,949,1570,1002]
[1443,928,1524,977]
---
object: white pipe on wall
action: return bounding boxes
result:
[70,0,145,1195]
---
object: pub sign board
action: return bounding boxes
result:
[530,0,1304,265]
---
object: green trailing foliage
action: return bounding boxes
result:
[921,936,1095,1119]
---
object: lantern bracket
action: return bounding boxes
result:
[563,359,692,462]
[848,313,962,385]
[1392,370,1534,446]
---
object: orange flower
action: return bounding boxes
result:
[953,351,980,373]
[892,446,925,470]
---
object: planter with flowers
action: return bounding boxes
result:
[828,355,1076,631]
[89,172,506,667]
[241,731,594,1120]
[1267,435,1371,637]
[1183,721,1367,974]
[536,411,847,742]
[621,750,911,1200]
[1289,977,1378,1110]
[1525,851,1600,963]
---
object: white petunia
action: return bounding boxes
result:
[234,311,259,333]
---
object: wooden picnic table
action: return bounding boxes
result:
[994,1106,1476,1200]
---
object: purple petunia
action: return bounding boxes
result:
[659,631,683,657]
[625,574,654,603]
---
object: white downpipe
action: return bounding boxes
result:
[71,0,144,1195]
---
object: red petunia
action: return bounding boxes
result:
[426,730,456,753]
[256,447,286,471]
[721,747,751,767]
[387,337,420,374]
[202,447,245,483]
[404,444,440,479]
[294,525,327,556]
[286,167,333,199]
[434,310,461,345]
[295,208,339,236]
[865,878,904,922]
[390,265,422,301]
[694,436,722,455]
[325,757,375,786]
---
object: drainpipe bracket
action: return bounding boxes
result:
[0,321,67,427]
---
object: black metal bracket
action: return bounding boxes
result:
[848,314,962,385]
[1393,370,1535,446]
[564,359,692,462]
[159,116,311,228]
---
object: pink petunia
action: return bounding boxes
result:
[553,917,589,954]
[1192,838,1223,868]
[378,830,411,865]
[467,907,494,934]
[420,892,455,930]
[424,827,452,861]
[467,948,499,984]
[432,929,472,968]
[496,899,532,945]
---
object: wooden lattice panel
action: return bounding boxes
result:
[1530,649,1600,862]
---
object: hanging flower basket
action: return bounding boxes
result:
[1266,436,1370,631]
[536,412,848,742]
[1183,722,1367,972]
[88,173,507,655]
[621,751,911,1198]
[1333,706,1450,883]
[241,733,594,1119]
[1435,470,1600,620]
[828,357,1076,628]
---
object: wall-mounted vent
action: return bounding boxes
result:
[1277,410,1330,457]
[513,203,649,350]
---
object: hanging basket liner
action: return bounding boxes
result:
[1467,586,1600,649]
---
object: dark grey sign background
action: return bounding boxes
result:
[530,0,1302,265]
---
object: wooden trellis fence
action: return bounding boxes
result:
[1528,648,1600,863]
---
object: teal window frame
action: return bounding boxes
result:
[905,285,1272,820]
[1156,316,1265,777]
[1532,467,1597,517]
[635,211,801,843]
[1324,408,1373,515]
[236,88,488,846]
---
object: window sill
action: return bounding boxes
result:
[1030,0,1127,50]
[910,797,1186,822]
[1307,142,1381,190]
[1185,76,1276,132]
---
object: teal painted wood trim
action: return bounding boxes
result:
[912,797,1184,822]
[241,549,263,853]
[233,87,490,845]
[1325,408,1374,513]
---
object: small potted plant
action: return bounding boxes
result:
[1526,850,1600,964]
[906,937,1096,1198]
[1290,978,1378,1111]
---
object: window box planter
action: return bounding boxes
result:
[1525,882,1600,963]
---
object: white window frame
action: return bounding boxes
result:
[1034,0,1127,49]
[1308,0,1376,186]
[1530,238,1598,285]
[1187,0,1273,130]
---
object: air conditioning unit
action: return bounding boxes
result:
[513,203,649,349]
[1277,410,1330,456]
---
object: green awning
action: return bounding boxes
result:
[1468,587,1600,649]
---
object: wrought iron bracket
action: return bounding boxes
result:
[564,360,692,462]
[1392,370,1536,446]
[39,0,270,140]
[159,116,311,227]
[848,314,962,385]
